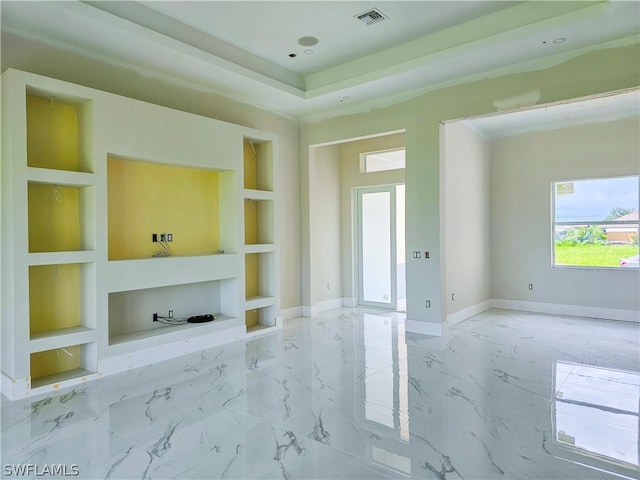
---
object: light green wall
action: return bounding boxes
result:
[312,144,342,304]
[491,116,640,311]
[301,43,640,326]
[442,123,491,316]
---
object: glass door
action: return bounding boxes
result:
[357,186,397,309]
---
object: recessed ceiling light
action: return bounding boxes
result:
[553,37,566,44]
[297,36,319,47]
[304,49,314,55]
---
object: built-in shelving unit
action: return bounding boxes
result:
[9,86,100,394]
[242,138,279,334]
[1,69,280,399]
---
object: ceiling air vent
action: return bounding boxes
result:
[355,8,388,26]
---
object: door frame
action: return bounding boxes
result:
[355,185,398,310]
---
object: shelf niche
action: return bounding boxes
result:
[108,278,239,344]
[30,342,96,388]
[28,183,94,253]
[26,92,92,173]
[244,199,274,245]
[244,139,273,192]
[246,306,277,331]
[107,156,237,260]
[245,252,275,301]
[29,263,95,337]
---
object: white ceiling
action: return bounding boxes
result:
[137,1,518,75]
[1,1,639,119]
[462,90,640,139]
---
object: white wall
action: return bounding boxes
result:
[491,116,640,312]
[312,144,342,304]
[442,122,491,316]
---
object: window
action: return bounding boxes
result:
[553,176,639,268]
[361,148,405,173]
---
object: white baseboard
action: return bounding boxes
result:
[405,319,443,336]
[492,299,640,323]
[302,305,315,317]
[302,298,350,317]
[281,306,303,320]
[1,371,104,401]
[99,325,246,376]
[1,372,29,400]
[446,299,493,328]
[342,297,357,308]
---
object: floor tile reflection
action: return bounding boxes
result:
[2,308,638,479]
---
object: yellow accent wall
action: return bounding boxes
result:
[244,199,258,244]
[26,95,80,171]
[28,184,81,252]
[244,141,257,189]
[30,345,82,381]
[107,157,220,260]
[245,254,259,326]
[245,309,258,328]
[29,264,81,336]
[245,253,259,299]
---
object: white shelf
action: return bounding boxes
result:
[30,327,96,353]
[108,315,243,353]
[107,254,240,292]
[28,251,97,266]
[31,368,96,389]
[244,244,275,254]
[245,295,276,310]
[245,324,278,338]
[27,167,95,186]
[244,188,273,200]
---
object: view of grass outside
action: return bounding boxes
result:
[555,244,638,267]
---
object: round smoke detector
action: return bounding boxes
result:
[297,36,319,47]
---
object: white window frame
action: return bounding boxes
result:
[551,175,640,269]
[360,148,406,173]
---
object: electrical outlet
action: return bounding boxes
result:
[152,233,158,242]
[153,313,158,322]
[451,293,455,301]
[168,310,173,318]
[426,300,431,308]
[528,283,534,290]
[413,251,421,259]
[167,233,173,242]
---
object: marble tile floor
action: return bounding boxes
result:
[1,308,639,480]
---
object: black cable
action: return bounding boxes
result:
[156,315,188,326]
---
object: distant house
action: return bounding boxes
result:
[605,211,639,244]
